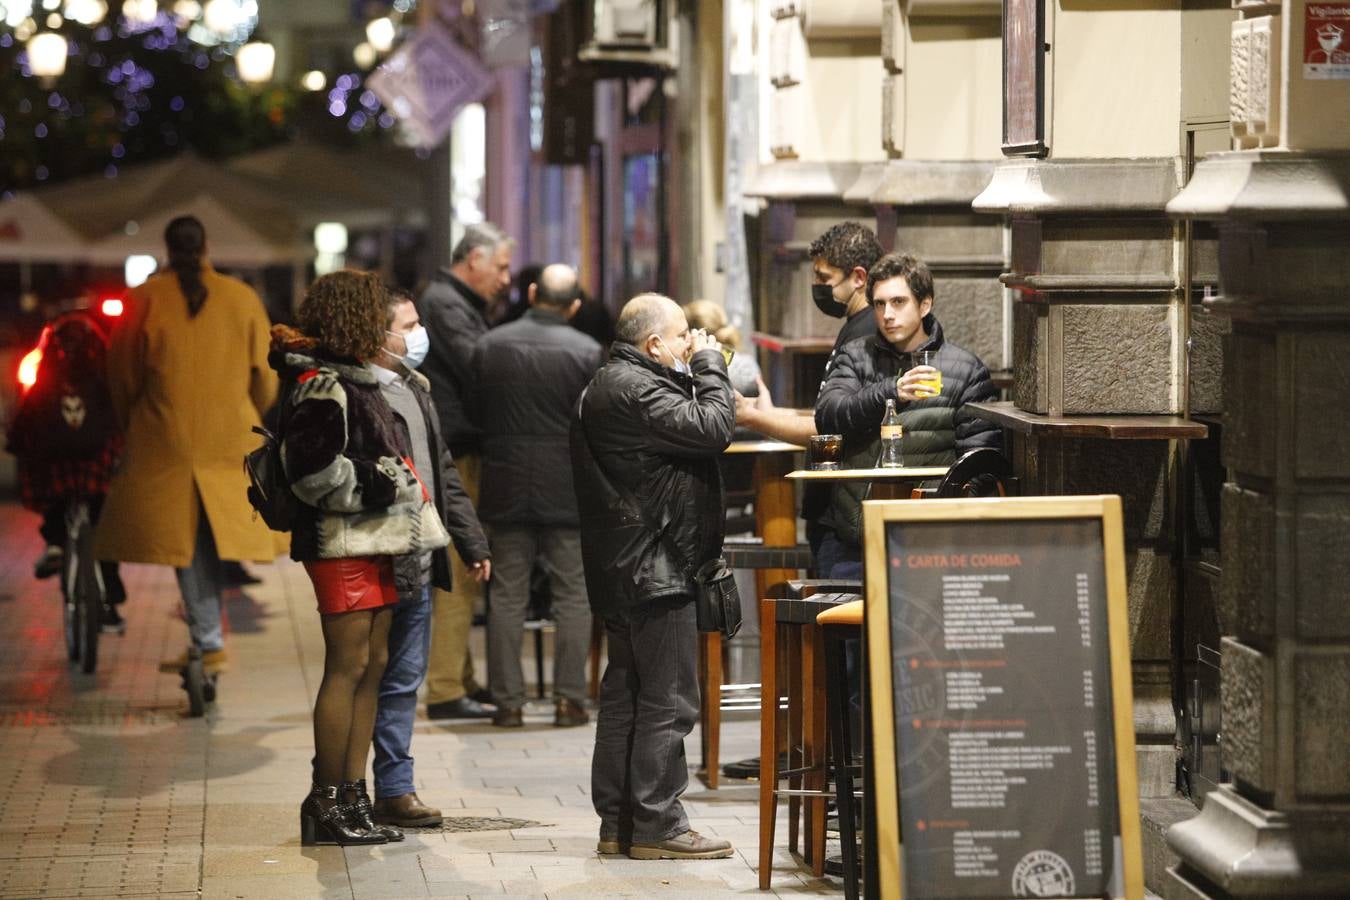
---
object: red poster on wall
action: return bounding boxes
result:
[1305,2,1350,79]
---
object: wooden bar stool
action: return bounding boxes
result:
[757,582,861,889]
[818,599,865,900]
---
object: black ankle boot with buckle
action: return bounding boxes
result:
[300,784,386,846]
[342,779,404,842]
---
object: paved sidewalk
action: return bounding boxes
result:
[0,503,840,899]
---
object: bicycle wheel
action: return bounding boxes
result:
[66,501,102,674]
[61,553,79,661]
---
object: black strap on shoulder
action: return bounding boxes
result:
[576,388,693,576]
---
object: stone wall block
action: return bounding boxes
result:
[1294,331,1350,480]
[1223,330,1276,479]
[1041,219,1175,278]
[1062,305,1173,414]
[894,212,1003,260]
[1219,483,1275,640]
[1220,637,1276,795]
[934,277,1003,370]
[1013,301,1045,413]
[1295,493,1350,640]
[1059,438,1169,541]
[1127,548,1176,661]
[1295,654,1350,798]
[1188,306,1228,416]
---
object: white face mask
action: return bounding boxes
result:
[384,324,429,369]
[655,335,689,375]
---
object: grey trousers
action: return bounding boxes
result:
[592,596,700,844]
[486,526,591,709]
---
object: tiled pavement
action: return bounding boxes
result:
[0,503,842,899]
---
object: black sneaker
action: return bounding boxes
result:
[101,604,126,634]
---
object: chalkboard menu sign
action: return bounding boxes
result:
[864,496,1142,900]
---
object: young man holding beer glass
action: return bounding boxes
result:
[812,253,1002,578]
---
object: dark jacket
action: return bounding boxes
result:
[469,307,604,527]
[269,338,429,563]
[571,343,735,616]
[801,307,878,525]
[415,271,490,454]
[815,314,1000,545]
[384,368,491,596]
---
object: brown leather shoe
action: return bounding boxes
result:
[554,697,589,727]
[372,792,442,828]
[492,707,524,728]
[628,829,734,860]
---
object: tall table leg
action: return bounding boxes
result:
[757,599,780,891]
[754,452,798,597]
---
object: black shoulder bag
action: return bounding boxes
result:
[577,395,742,640]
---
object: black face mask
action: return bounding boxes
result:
[811,282,847,319]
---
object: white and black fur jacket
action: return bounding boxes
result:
[269,333,448,562]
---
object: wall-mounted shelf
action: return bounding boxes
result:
[968,401,1208,440]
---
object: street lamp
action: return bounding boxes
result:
[202,0,239,35]
[26,30,68,83]
[63,0,108,26]
[366,16,395,53]
[121,0,157,26]
[235,36,274,84]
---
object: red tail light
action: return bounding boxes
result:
[100,297,124,317]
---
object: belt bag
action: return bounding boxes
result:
[693,557,743,640]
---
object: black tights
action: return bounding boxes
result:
[313,607,392,798]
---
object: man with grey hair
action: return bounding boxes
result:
[416,222,514,720]
[469,264,603,728]
[571,293,736,860]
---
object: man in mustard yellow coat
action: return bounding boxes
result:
[95,216,278,675]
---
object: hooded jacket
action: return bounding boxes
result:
[570,343,735,616]
[268,327,444,562]
[815,314,1001,545]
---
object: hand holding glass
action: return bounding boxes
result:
[913,350,942,399]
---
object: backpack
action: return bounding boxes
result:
[244,425,296,532]
[7,314,120,461]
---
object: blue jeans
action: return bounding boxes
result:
[816,531,863,582]
[373,582,433,799]
[174,505,224,652]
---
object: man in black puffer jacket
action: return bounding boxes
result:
[815,253,1001,576]
[470,264,604,729]
[571,293,736,861]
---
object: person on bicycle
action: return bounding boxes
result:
[94,216,279,677]
[6,310,127,630]
[271,271,449,846]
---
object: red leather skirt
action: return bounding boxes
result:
[303,556,398,616]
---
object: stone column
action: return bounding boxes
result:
[1164,152,1350,899]
[973,158,1226,809]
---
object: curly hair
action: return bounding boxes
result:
[808,222,884,277]
[298,270,388,360]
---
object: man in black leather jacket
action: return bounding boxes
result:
[470,264,603,729]
[571,293,736,860]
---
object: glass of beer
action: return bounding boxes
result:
[915,350,942,399]
[808,434,843,471]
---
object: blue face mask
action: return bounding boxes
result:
[656,335,689,375]
[385,325,429,369]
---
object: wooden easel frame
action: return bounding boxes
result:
[863,495,1143,900]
